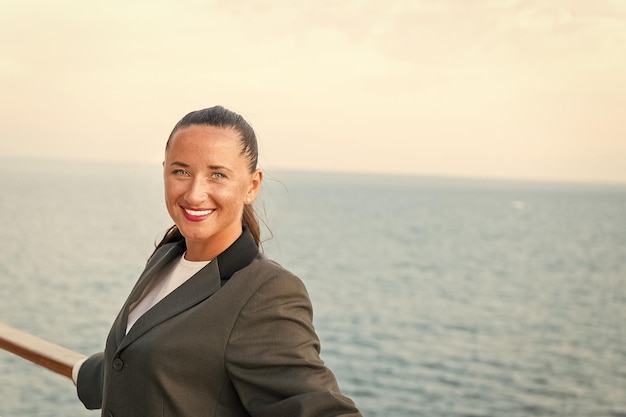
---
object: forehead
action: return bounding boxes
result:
[167,125,243,158]
[170,124,240,146]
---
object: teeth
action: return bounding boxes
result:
[185,208,213,216]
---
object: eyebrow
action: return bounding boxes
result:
[169,161,233,172]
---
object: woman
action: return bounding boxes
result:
[73,106,362,417]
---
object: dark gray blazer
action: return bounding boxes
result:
[76,230,361,417]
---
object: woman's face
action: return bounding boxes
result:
[163,124,261,260]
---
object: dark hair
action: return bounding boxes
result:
[155,106,261,252]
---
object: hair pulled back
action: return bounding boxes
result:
[155,106,261,252]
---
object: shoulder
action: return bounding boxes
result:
[226,255,312,314]
[225,257,317,349]
[238,254,308,294]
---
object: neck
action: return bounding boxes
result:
[183,229,243,261]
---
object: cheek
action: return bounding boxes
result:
[214,188,242,207]
[164,179,183,202]
[211,184,248,211]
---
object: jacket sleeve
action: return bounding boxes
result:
[225,272,362,417]
[76,351,105,410]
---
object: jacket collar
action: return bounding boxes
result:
[172,227,259,280]
[217,227,259,279]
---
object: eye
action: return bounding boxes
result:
[172,169,190,176]
[211,172,226,180]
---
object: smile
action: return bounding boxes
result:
[184,208,214,216]
[181,207,215,222]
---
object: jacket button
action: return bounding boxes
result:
[112,358,124,371]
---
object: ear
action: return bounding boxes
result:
[245,169,263,204]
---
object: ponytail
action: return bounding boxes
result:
[242,204,261,246]
[153,225,184,255]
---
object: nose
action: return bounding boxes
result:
[184,177,209,205]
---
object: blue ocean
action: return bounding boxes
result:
[0,158,625,417]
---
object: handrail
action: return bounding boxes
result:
[0,322,87,379]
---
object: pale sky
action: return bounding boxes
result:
[1,0,625,183]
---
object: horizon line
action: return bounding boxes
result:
[1,154,625,188]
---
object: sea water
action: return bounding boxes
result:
[0,158,625,417]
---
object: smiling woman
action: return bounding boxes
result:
[72,106,362,417]
[163,124,262,261]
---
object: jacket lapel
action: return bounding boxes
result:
[114,228,259,352]
[115,243,185,346]
[117,259,221,351]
